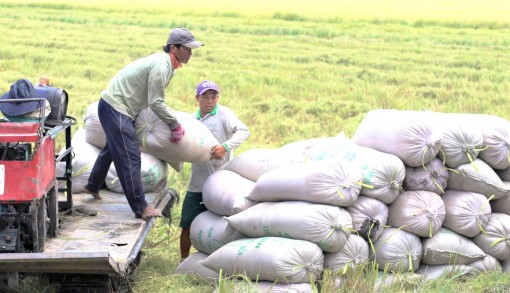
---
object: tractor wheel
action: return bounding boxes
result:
[37,194,47,252]
[31,195,47,252]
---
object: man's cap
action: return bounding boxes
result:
[167,27,204,49]
[196,80,220,95]
[0,79,45,116]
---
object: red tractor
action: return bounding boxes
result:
[0,96,73,254]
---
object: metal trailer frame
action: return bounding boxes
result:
[0,190,174,291]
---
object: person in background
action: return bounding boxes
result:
[179,80,250,260]
[84,27,204,220]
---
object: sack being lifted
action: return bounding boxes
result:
[84,102,219,166]
[135,107,219,164]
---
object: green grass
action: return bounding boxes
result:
[2,0,510,292]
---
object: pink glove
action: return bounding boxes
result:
[170,124,185,143]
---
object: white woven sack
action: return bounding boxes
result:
[352,109,442,167]
[247,158,362,207]
[202,170,257,216]
[503,260,510,272]
[83,101,106,149]
[105,151,169,193]
[213,281,314,293]
[168,161,184,172]
[446,113,510,170]
[467,255,502,273]
[404,158,448,195]
[135,107,219,164]
[346,196,388,242]
[335,272,423,291]
[280,135,348,160]
[324,234,369,272]
[83,102,184,172]
[472,213,510,260]
[249,282,313,293]
[421,228,486,265]
[415,264,476,280]
[490,182,510,215]
[294,136,352,162]
[175,251,218,284]
[202,237,324,284]
[387,190,445,238]
[374,272,424,292]
[414,111,483,168]
[498,168,510,181]
[221,148,304,182]
[447,158,510,200]
[371,228,423,273]
[279,136,330,156]
[304,139,406,204]
[190,210,245,255]
[441,190,491,238]
[56,127,101,193]
[226,201,352,253]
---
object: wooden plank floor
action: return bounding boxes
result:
[40,190,158,274]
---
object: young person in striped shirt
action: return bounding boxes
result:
[179,80,250,260]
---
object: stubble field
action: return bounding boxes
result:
[1,0,510,292]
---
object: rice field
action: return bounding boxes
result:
[1,0,510,292]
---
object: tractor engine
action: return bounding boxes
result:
[0,141,45,253]
[0,115,62,254]
[0,203,46,253]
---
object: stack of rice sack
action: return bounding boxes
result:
[177,109,510,291]
[104,152,169,193]
[177,159,360,291]
[56,126,168,195]
[351,109,510,279]
[56,127,101,193]
[279,135,427,285]
[174,169,256,285]
[176,135,416,291]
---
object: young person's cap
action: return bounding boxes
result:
[196,80,219,95]
[167,27,204,49]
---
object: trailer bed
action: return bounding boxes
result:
[0,190,167,276]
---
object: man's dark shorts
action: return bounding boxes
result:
[179,191,208,229]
